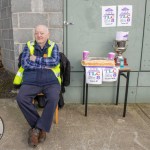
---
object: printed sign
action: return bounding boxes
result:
[0,117,4,140]
[117,5,132,26]
[102,67,119,82]
[86,67,102,84]
[102,6,116,27]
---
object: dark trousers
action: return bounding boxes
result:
[16,84,61,132]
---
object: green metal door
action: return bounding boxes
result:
[64,0,149,103]
[64,0,145,71]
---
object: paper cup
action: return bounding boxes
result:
[82,51,90,60]
[108,52,115,60]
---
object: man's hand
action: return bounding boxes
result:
[30,55,36,62]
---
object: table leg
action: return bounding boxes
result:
[116,71,121,105]
[83,68,86,105]
[123,71,130,117]
[85,83,88,116]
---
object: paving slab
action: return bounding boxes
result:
[0,98,150,150]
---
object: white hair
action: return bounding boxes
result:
[34,25,49,33]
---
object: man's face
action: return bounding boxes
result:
[34,25,50,45]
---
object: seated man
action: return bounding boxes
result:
[16,25,61,147]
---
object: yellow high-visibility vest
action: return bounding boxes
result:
[13,40,61,85]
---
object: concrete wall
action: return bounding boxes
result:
[0,0,14,71]
[0,0,63,72]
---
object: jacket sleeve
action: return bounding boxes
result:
[21,45,43,69]
[35,44,60,67]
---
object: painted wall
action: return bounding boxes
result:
[136,0,150,102]
[0,0,150,103]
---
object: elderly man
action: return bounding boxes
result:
[16,25,61,147]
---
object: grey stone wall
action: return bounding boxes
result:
[0,0,14,71]
[0,0,63,72]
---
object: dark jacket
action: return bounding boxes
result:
[59,52,71,92]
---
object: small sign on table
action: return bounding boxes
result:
[85,67,103,84]
[85,67,119,84]
[102,67,119,82]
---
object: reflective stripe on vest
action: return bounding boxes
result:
[13,40,61,85]
[13,66,24,85]
[47,42,61,85]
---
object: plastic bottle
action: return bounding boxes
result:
[119,56,124,68]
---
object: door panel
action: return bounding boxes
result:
[65,0,146,72]
[141,0,150,70]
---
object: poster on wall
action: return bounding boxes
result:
[86,67,103,84]
[117,5,132,26]
[102,67,119,82]
[102,6,116,27]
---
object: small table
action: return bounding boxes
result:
[82,67,130,117]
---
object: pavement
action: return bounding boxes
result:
[0,98,150,150]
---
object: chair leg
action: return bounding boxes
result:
[55,105,58,124]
